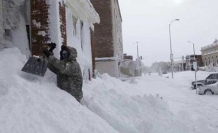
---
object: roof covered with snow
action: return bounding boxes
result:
[201,39,218,51]
[66,0,100,24]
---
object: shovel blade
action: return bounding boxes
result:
[21,57,48,77]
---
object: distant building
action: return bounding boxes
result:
[174,60,186,72]
[123,53,133,60]
[185,55,203,70]
[201,39,218,66]
[91,0,123,78]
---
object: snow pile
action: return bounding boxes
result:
[82,75,193,133]
[1,47,208,133]
[119,60,136,77]
[0,48,118,133]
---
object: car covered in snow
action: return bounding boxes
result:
[191,73,218,89]
[198,82,218,95]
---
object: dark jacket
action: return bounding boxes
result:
[47,46,83,102]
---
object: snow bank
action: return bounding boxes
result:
[0,47,118,133]
[82,74,193,133]
[0,47,203,133]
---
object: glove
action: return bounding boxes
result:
[43,49,51,58]
[48,42,56,52]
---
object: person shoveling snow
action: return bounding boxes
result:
[43,44,83,102]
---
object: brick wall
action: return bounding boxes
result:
[31,0,67,55]
[124,55,133,60]
[196,55,203,66]
[59,1,67,46]
[90,0,114,58]
[31,0,50,56]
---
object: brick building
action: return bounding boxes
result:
[91,0,123,78]
[123,53,133,60]
[185,55,203,70]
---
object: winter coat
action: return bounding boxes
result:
[47,46,83,102]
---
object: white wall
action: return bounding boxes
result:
[48,0,62,57]
[66,8,93,80]
[96,61,119,78]
[12,14,30,57]
[112,0,123,62]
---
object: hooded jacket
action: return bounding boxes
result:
[47,46,83,102]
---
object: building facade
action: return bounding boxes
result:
[174,60,186,72]
[123,53,133,60]
[65,0,100,80]
[201,39,218,66]
[91,0,123,78]
[185,55,203,70]
[0,0,99,80]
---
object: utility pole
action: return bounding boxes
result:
[189,41,197,94]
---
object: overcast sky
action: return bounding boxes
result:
[119,0,218,66]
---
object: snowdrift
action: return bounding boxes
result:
[0,48,118,133]
[82,75,193,133]
[0,47,194,133]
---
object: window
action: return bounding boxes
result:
[206,74,215,79]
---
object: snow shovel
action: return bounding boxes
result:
[21,56,48,77]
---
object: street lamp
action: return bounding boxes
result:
[133,42,141,76]
[136,42,139,59]
[169,19,179,79]
[132,42,139,59]
[136,42,142,76]
[188,41,197,94]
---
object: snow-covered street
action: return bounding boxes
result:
[1,48,218,133]
[136,72,218,133]
[83,71,218,133]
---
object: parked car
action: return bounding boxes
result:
[162,71,167,74]
[198,82,218,95]
[191,73,218,89]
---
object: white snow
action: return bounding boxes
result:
[37,31,46,36]
[32,20,41,28]
[66,0,100,24]
[0,0,30,57]
[0,48,118,133]
[137,72,218,133]
[47,0,62,57]
[1,1,217,132]
[1,47,218,133]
